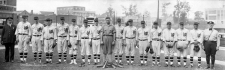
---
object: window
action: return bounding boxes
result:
[209,10,216,14]
[0,1,2,4]
[208,16,216,20]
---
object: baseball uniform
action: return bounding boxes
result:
[123,26,137,64]
[162,28,177,65]
[90,25,102,63]
[15,21,32,62]
[56,23,69,62]
[137,27,150,64]
[189,29,203,67]
[150,27,162,65]
[31,23,44,61]
[41,24,57,62]
[114,24,124,55]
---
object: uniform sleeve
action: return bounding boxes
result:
[78,28,81,40]
[197,30,203,43]
[15,23,19,35]
[123,27,126,39]
[190,30,195,43]
[66,25,69,40]
[88,28,92,42]
[149,29,152,42]
[28,23,32,36]
[187,30,191,42]
[40,28,44,40]
[162,29,165,41]
[174,29,178,41]
[216,31,220,47]
[54,27,57,40]
[76,27,79,40]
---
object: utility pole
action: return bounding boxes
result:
[157,0,160,26]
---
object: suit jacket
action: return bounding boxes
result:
[1,24,16,44]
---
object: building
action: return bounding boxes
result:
[57,6,95,17]
[0,0,17,34]
[205,8,225,24]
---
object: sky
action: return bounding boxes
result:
[17,0,225,19]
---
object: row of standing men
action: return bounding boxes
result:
[14,15,220,69]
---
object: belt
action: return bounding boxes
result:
[103,35,113,36]
[58,36,67,37]
[116,37,123,39]
[139,39,148,41]
[18,33,28,35]
[81,37,89,39]
[70,35,77,37]
[204,40,216,42]
[152,38,160,41]
[166,40,173,42]
[92,38,100,40]
[178,39,186,41]
[126,37,135,39]
[33,35,41,37]
[45,38,54,40]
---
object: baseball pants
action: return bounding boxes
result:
[138,39,148,55]
[204,41,217,65]
[164,42,174,56]
[44,39,54,53]
[114,38,123,55]
[31,36,42,53]
[151,40,161,56]
[81,38,91,55]
[69,37,78,55]
[176,41,188,57]
[92,39,101,55]
[190,44,202,57]
[57,37,68,53]
[125,38,136,56]
[18,35,30,53]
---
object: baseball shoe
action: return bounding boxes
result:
[93,62,98,65]
[63,60,67,63]
[79,62,85,67]
[164,64,168,67]
[152,63,155,66]
[211,65,214,69]
[177,64,181,67]
[190,64,194,68]
[44,61,49,64]
[74,62,77,65]
[197,64,201,68]
[119,62,123,66]
[49,61,53,64]
[205,64,210,69]
[69,61,74,64]
[170,64,175,67]
[157,63,161,67]
[56,61,61,64]
[184,65,188,68]
[39,60,42,63]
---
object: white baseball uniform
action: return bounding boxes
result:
[150,28,162,56]
[41,25,57,53]
[137,27,150,55]
[15,21,32,53]
[162,28,177,56]
[79,26,92,55]
[190,29,203,57]
[123,26,137,56]
[56,23,69,53]
[68,25,79,55]
[90,25,102,55]
[31,23,44,53]
[175,28,190,57]
[114,24,124,55]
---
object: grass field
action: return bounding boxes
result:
[0,45,225,70]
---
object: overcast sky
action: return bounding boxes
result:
[17,0,225,19]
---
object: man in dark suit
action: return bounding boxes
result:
[1,17,17,62]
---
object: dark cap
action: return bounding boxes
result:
[45,18,51,21]
[207,21,214,24]
[179,22,184,25]
[72,19,76,22]
[128,19,133,22]
[194,22,199,25]
[83,19,88,23]
[117,18,121,22]
[22,15,28,19]
[60,17,65,20]
[105,17,110,19]
[167,22,172,25]
[34,17,38,20]
[94,18,98,22]
[153,22,158,25]
[6,17,13,20]
[141,21,145,24]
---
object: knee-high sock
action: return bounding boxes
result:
[177,57,181,64]
[70,55,74,60]
[20,52,23,60]
[49,52,53,61]
[144,56,148,63]
[97,54,100,62]
[58,53,62,61]
[165,56,169,64]
[82,55,85,62]
[140,55,143,63]
[115,55,118,62]
[131,56,134,63]
[46,53,49,61]
[170,57,174,64]
[152,56,156,63]
[34,52,37,60]
[24,53,28,61]
[156,56,160,63]
[39,52,42,60]
[119,55,122,63]
[190,57,193,64]
[63,53,67,61]
[183,57,187,64]
[198,57,201,65]
[126,56,129,62]
[88,55,91,62]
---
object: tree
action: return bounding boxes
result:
[173,1,190,23]
[162,2,171,18]
[194,11,204,21]
[121,4,139,16]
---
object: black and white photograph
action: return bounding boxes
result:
[0,0,225,70]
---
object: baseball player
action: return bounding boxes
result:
[68,19,79,64]
[137,21,150,66]
[90,18,102,65]
[41,18,57,64]
[150,22,162,66]
[31,17,44,63]
[15,15,32,63]
[175,22,190,68]
[189,22,203,68]
[114,18,125,65]
[203,21,220,69]
[162,22,177,67]
[78,19,92,67]
[56,17,69,64]
[123,19,137,65]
